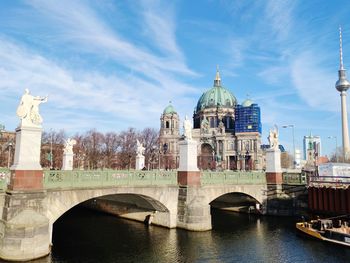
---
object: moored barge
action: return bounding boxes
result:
[296,216,350,247]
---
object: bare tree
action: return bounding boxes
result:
[117,128,137,169]
[41,130,66,169]
[102,132,119,169]
[37,127,159,170]
[138,128,159,170]
[72,133,86,169]
[82,129,104,169]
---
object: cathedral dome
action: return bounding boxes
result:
[196,70,237,112]
[163,103,177,114]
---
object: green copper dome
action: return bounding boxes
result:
[196,70,237,112]
[163,104,177,114]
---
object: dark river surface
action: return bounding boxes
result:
[35,207,350,263]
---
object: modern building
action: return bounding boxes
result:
[303,134,321,160]
[159,69,263,171]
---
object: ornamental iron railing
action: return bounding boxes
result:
[282,172,307,185]
[43,170,177,189]
[0,168,9,190]
[201,171,266,185]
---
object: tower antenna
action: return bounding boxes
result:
[340,26,344,70]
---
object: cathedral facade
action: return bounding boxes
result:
[159,70,263,171]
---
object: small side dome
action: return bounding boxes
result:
[163,104,177,114]
[242,99,253,107]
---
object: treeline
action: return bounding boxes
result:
[40,127,159,170]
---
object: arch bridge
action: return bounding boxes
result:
[0,168,304,261]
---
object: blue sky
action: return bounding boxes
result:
[0,0,349,157]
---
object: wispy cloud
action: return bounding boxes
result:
[264,0,296,42]
[26,0,196,79]
[291,51,338,110]
[0,0,204,132]
[0,38,197,132]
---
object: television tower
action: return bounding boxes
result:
[336,26,350,160]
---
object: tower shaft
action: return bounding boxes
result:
[340,91,350,158]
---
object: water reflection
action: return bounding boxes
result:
[31,207,350,263]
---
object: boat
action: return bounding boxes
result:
[296,215,350,247]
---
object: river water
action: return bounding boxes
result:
[35,207,350,263]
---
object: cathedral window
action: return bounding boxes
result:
[166,121,170,128]
[210,117,215,128]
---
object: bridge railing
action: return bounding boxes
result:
[201,171,266,185]
[308,175,350,187]
[282,172,307,185]
[0,168,10,190]
[43,170,177,189]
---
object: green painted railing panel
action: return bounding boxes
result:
[43,170,177,189]
[1,169,307,189]
[0,168,10,190]
[201,171,266,185]
[282,172,307,185]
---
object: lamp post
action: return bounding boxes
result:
[282,124,295,168]
[7,140,13,168]
[163,143,168,170]
[50,129,53,169]
[328,136,338,162]
[0,124,4,137]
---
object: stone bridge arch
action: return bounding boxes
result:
[202,185,268,210]
[44,186,179,242]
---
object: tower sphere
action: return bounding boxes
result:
[336,71,350,92]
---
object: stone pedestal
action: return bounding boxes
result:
[11,126,43,171]
[265,148,282,184]
[178,140,198,171]
[10,126,43,190]
[178,140,200,186]
[136,155,145,170]
[62,153,74,170]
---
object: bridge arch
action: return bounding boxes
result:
[203,185,267,210]
[44,186,179,242]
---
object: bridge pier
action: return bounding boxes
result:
[176,186,211,231]
[0,190,50,261]
[0,117,51,261]
[176,139,211,231]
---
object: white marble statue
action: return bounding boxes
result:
[268,125,279,150]
[63,138,77,154]
[183,115,192,140]
[16,88,48,127]
[201,117,209,133]
[136,139,145,156]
